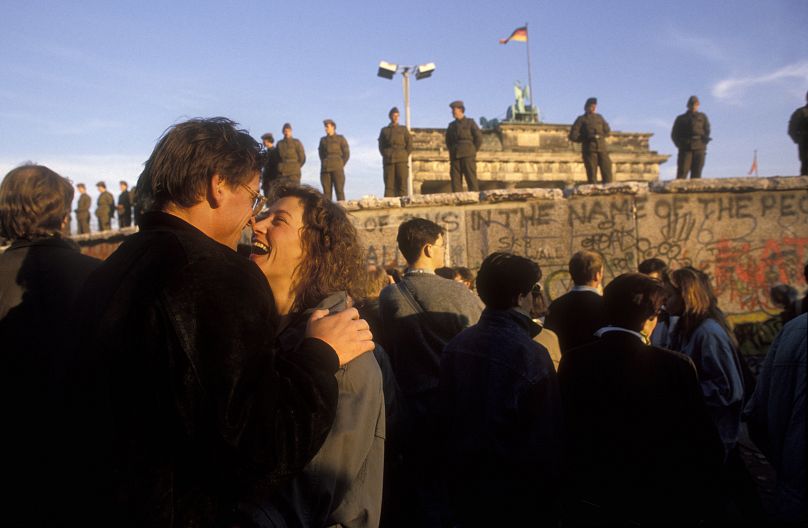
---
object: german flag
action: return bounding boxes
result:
[499,26,528,44]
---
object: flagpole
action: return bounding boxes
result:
[525,22,535,118]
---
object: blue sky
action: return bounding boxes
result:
[1,0,807,202]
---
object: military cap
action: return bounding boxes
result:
[687,95,699,107]
[261,132,274,142]
[449,100,465,110]
[96,181,107,188]
[585,97,597,108]
[389,106,400,118]
[282,122,292,131]
[323,118,336,128]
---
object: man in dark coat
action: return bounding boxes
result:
[558,273,724,526]
[95,181,115,231]
[75,182,91,234]
[672,95,711,179]
[68,117,374,527]
[0,164,101,525]
[544,250,605,354]
[117,180,132,228]
[275,123,307,186]
[260,132,278,195]
[569,97,613,183]
[445,100,483,192]
[788,90,808,175]
[440,252,562,527]
[379,107,412,197]
[319,119,350,201]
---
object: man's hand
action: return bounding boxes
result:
[306,307,374,366]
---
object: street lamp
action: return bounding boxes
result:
[377,60,436,196]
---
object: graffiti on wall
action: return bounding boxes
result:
[355,209,464,269]
[350,188,808,315]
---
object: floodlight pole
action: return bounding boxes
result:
[379,61,434,196]
[401,67,413,196]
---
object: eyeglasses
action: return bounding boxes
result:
[240,184,268,216]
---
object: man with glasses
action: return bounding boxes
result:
[68,117,374,527]
[379,217,483,526]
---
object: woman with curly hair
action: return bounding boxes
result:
[249,182,384,528]
[666,267,745,459]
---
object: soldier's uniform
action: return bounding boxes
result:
[671,96,711,179]
[319,120,350,201]
[788,95,808,175]
[275,137,307,185]
[117,189,132,228]
[76,193,91,234]
[378,108,412,197]
[261,147,277,196]
[96,190,115,231]
[445,101,483,192]
[569,97,613,183]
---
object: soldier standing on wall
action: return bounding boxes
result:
[318,119,350,201]
[260,132,277,196]
[671,95,711,179]
[788,90,808,175]
[75,183,91,234]
[378,107,412,197]
[569,97,613,184]
[95,181,115,231]
[275,123,307,186]
[445,100,483,192]
[117,181,132,228]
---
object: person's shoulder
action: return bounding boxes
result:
[651,344,698,370]
[343,349,383,388]
[379,281,402,302]
[694,317,724,336]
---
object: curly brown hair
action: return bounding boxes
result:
[0,164,73,240]
[267,182,366,314]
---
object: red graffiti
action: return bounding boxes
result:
[709,238,808,312]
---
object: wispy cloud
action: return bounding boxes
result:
[664,28,729,62]
[712,60,808,102]
[0,155,144,185]
[0,111,126,136]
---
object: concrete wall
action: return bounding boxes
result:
[345,176,808,323]
[67,176,807,326]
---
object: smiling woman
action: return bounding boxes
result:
[249,182,385,527]
[252,181,366,317]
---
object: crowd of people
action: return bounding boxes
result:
[0,116,805,527]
